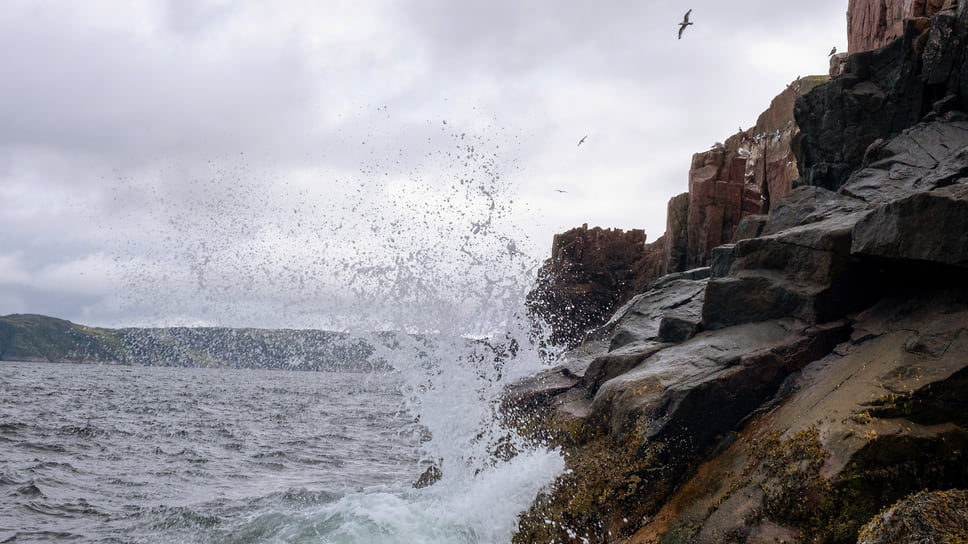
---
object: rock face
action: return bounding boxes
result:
[847,0,948,53]
[531,79,828,347]
[526,225,664,347]
[672,77,828,272]
[681,133,767,270]
[510,6,968,544]
[796,3,968,191]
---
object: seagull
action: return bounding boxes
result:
[828,46,837,56]
[555,189,568,193]
[738,148,751,158]
[577,135,588,147]
[678,9,693,39]
[711,141,725,149]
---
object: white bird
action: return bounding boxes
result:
[678,9,693,39]
[711,141,725,149]
[738,148,751,158]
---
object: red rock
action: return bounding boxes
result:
[527,225,664,347]
[846,0,948,54]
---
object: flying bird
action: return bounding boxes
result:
[555,189,568,193]
[829,46,837,56]
[577,135,588,147]
[678,9,693,39]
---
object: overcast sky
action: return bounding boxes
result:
[0,0,847,331]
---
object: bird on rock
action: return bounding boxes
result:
[829,46,837,56]
[678,9,693,39]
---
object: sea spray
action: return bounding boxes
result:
[325,117,567,541]
[103,112,568,541]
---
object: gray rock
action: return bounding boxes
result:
[852,183,968,267]
[649,267,711,289]
[840,122,968,204]
[731,214,769,242]
[598,278,707,351]
[709,244,736,278]
[703,211,865,329]
[761,185,868,236]
[581,341,667,396]
[657,307,702,343]
[589,318,849,441]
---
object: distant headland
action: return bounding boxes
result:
[0,313,385,371]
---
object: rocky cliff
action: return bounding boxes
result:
[673,75,829,272]
[510,3,968,543]
[531,76,828,346]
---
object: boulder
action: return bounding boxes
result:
[730,214,768,242]
[588,319,849,440]
[761,185,868,236]
[839,121,968,204]
[708,244,736,278]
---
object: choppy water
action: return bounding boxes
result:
[0,360,563,543]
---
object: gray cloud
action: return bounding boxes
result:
[0,0,849,329]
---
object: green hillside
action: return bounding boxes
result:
[0,314,385,371]
[0,314,128,363]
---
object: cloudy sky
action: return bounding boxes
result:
[0,0,847,331]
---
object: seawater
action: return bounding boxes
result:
[0,359,563,543]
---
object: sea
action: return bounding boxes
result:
[0,357,564,543]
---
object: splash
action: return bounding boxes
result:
[105,108,566,541]
[328,113,567,541]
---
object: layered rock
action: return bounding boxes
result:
[531,79,829,347]
[511,115,968,544]
[629,287,968,543]
[680,132,766,270]
[510,5,968,543]
[669,76,829,273]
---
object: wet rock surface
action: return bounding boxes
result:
[509,6,968,543]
